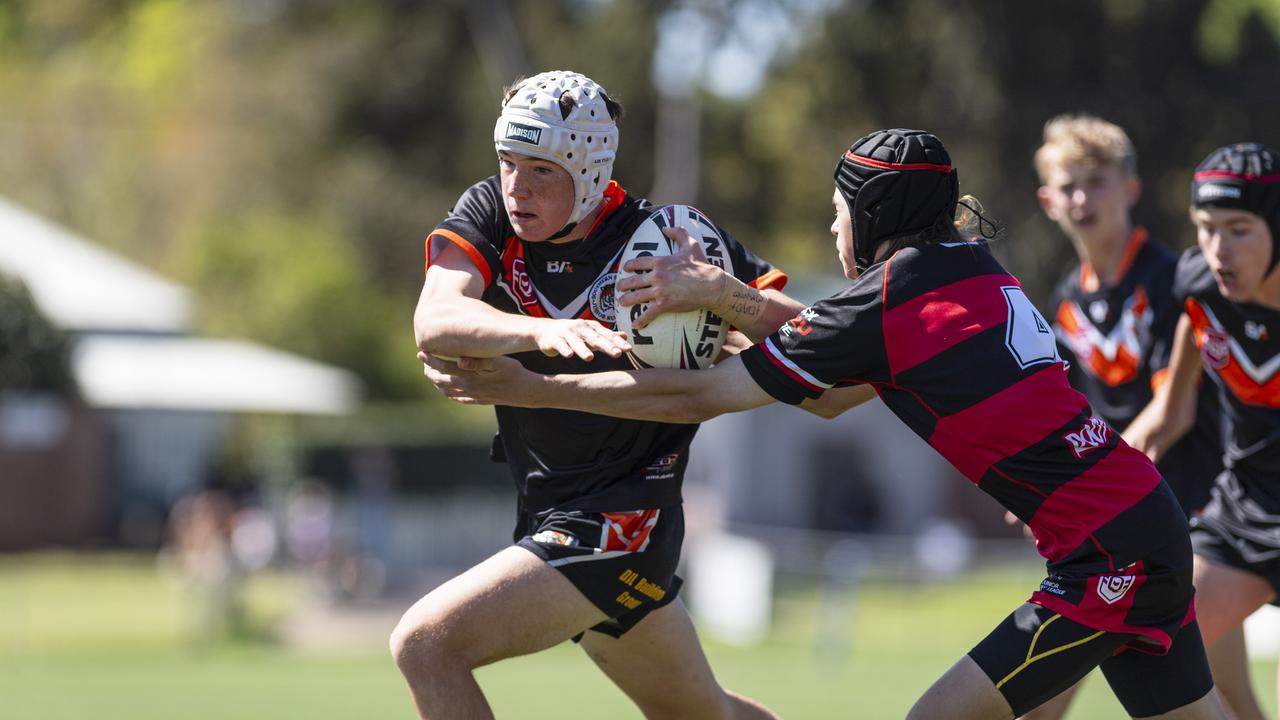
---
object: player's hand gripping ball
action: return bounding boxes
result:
[616,206,733,368]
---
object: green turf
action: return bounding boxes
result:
[0,554,1274,718]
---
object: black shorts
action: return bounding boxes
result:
[969,603,1214,717]
[1191,471,1280,605]
[515,505,683,638]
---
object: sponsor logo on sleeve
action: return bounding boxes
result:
[1063,416,1111,458]
[503,122,542,146]
[782,307,818,337]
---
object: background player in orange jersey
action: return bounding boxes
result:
[1019,117,1261,720]
[1126,142,1280,720]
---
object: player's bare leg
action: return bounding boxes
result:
[579,600,778,720]
[389,546,607,720]
[1192,556,1274,720]
[1146,690,1229,719]
[1207,625,1265,720]
[907,655,1015,720]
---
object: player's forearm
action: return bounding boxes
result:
[710,278,805,341]
[1124,314,1202,461]
[798,384,877,418]
[521,369,715,424]
[415,296,542,358]
[1123,395,1193,462]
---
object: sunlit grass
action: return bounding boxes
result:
[0,554,1273,719]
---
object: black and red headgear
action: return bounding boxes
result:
[834,129,959,271]
[1191,142,1280,274]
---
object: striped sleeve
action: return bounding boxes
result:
[740,273,888,404]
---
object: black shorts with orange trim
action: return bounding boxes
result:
[515,505,683,638]
[969,603,1214,716]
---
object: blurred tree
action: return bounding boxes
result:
[0,0,1273,401]
[694,0,1280,301]
[0,272,77,395]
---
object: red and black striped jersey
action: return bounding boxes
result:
[427,176,787,513]
[1175,248,1280,510]
[1051,229,1222,514]
[742,241,1182,575]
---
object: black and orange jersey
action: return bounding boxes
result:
[741,240,1190,650]
[427,176,786,513]
[1176,248,1280,510]
[1051,228,1222,514]
[1051,229,1178,427]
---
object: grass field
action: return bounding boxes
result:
[1,553,1274,719]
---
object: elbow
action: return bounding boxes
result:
[414,307,450,351]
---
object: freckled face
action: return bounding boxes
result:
[499,151,575,242]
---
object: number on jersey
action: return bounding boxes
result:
[1002,286,1060,369]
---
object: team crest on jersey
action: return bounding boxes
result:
[1064,416,1111,458]
[1096,574,1135,604]
[589,272,617,323]
[510,258,538,307]
[1200,326,1231,370]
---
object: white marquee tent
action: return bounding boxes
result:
[0,196,359,414]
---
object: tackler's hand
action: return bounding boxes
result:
[419,352,538,407]
[534,318,631,361]
[617,226,727,329]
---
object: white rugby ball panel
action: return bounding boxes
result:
[616,206,733,369]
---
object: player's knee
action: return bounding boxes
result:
[389,610,460,675]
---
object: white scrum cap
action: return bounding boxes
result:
[493,71,619,227]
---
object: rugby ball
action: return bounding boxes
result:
[616,205,734,369]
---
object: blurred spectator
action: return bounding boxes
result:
[161,488,245,645]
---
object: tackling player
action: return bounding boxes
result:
[390,70,801,720]
[1126,142,1280,720]
[425,129,1229,719]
